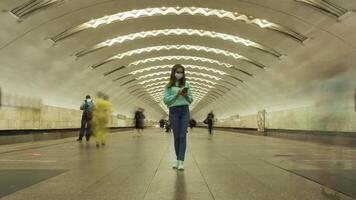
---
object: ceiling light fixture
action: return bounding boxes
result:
[92,44,266,69]
[75,28,281,57]
[51,7,306,42]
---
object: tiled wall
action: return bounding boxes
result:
[215,105,356,132]
[0,105,133,130]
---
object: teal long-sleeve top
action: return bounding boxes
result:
[163,81,193,107]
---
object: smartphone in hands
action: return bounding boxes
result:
[181,87,188,94]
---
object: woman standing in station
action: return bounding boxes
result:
[163,64,193,171]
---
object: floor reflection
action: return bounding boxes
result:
[174,171,187,200]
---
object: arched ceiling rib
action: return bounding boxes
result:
[130,64,227,75]
[50,6,307,42]
[116,62,254,79]
[111,66,243,83]
[295,0,348,18]
[10,0,65,19]
[90,44,267,70]
[74,28,281,58]
[117,68,243,106]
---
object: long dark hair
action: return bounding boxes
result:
[166,64,186,88]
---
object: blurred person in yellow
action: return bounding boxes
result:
[92,92,112,148]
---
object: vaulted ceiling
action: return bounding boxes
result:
[0,0,355,120]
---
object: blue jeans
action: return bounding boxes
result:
[169,105,190,161]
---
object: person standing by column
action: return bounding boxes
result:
[207,111,215,140]
[163,64,193,171]
[77,95,93,142]
[92,93,112,147]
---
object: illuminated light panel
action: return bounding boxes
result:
[143,81,215,89]
[51,7,306,42]
[129,56,233,68]
[146,85,211,92]
[138,77,217,85]
[92,45,264,69]
[137,71,221,81]
[151,95,206,102]
[129,64,226,75]
[93,44,265,69]
[146,86,212,104]
[151,91,207,101]
[149,90,208,96]
[146,83,215,103]
[75,28,280,57]
[150,89,209,96]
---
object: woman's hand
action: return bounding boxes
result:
[176,91,181,97]
[181,91,188,98]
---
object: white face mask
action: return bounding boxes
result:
[175,73,183,80]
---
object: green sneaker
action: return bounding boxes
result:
[177,160,184,171]
[172,160,178,169]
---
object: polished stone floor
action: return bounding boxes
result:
[0,128,355,200]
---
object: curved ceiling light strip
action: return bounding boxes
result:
[92,44,266,69]
[151,91,208,100]
[136,71,222,81]
[75,28,281,57]
[113,71,225,83]
[151,91,210,103]
[145,84,214,102]
[129,56,232,68]
[132,71,243,94]
[119,72,223,85]
[149,90,207,96]
[129,64,226,75]
[149,89,208,96]
[151,91,208,99]
[93,55,233,70]
[148,83,212,91]
[151,94,208,102]
[51,7,306,42]
[105,63,231,79]
[146,85,211,93]
[143,81,215,89]
[146,85,168,92]
[295,0,348,18]
[137,77,217,85]
[127,56,254,78]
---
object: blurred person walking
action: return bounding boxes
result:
[92,93,112,147]
[159,118,165,132]
[204,111,215,139]
[77,95,93,142]
[189,118,197,132]
[163,64,193,171]
[134,108,145,136]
